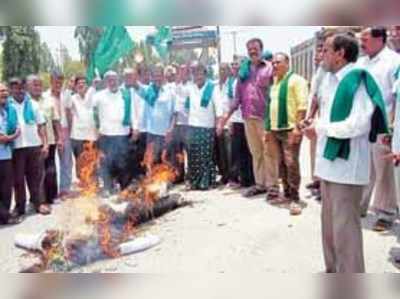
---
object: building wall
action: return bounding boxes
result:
[291,26,400,82]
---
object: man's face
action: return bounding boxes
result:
[219,66,230,81]
[28,79,43,98]
[152,69,164,87]
[68,76,76,91]
[106,75,119,92]
[165,70,175,83]
[51,77,64,95]
[314,45,324,67]
[10,82,25,102]
[179,66,190,82]
[194,69,206,87]
[322,37,341,72]
[360,30,382,57]
[76,79,87,95]
[247,41,262,64]
[231,62,240,77]
[140,70,150,84]
[272,54,289,78]
[0,84,9,105]
[124,72,138,87]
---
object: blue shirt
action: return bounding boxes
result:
[0,108,12,160]
[145,86,176,136]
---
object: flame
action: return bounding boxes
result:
[77,142,101,197]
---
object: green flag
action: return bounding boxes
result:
[87,26,135,82]
[146,26,172,60]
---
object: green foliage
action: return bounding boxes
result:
[39,42,56,73]
[2,26,41,82]
[74,26,104,65]
[63,60,85,79]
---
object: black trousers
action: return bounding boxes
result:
[231,123,255,187]
[215,129,232,184]
[98,135,131,192]
[131,132,147,178]
[42,145,58,204]
[0,160,13,224]
[167,125,188,183]
[13,147,44,215]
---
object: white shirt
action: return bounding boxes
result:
[187,82,222,128]
[306,67,327,117]
[70,92,98,141]
[229,78,244,123]
[218,79,233,128]
[130,86,147,133]
[174,81,191,126]
[393,79,400,153]
[13,98,46,149]
[43,89,70,129]
[93,89,131,136]
[145,86,176,136]
[315,63,375,186]
[36,94,60,145]
[357,47,400,117]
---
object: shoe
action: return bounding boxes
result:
[243,186,266,198]
[306,181,320,190]
[372,219,393,232]
[36,204,51,215]
[289,202,302,216]
[7,215,25,225]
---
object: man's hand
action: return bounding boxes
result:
[131,129,140,142]
[264,131,273,143]
[10,128,21,141]
[381,134,392,146]
[216,118,226,136]
[288,129,303,147]
[165,129,173,144]
[383,153,400,167]
[303,124,317,140]
[57,139,64,153]
[41,144,49,159]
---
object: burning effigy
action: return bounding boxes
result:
[15,142,187,273]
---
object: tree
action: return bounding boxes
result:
[39,42,56,73]
[2,26,41,82]
[63,60,85,79]
[74,26,103,66]
[59,43,72,71]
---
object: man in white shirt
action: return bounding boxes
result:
[27,74,62,205]
[121,68,143,181]
[228,60,255,188]
[0,82,22,225]
[358,27,400,231]
[9,78,51,217]
[166,64,188,183]
[69,75,98,182]
[94,71,135,195]
[304,33,388,273]
[140,65,176,165]
[215,63,233,186]
[44,71,73,198]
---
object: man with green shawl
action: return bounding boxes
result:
[303,34,389,273]
[265,52,308,216]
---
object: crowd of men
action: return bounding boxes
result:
[0,26,400,273]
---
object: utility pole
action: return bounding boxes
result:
[216,26,222,66]
[231,31,238,56]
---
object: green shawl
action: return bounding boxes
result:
[185,80,215,111]
[265,71,294,131]
[323,68,389,161]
